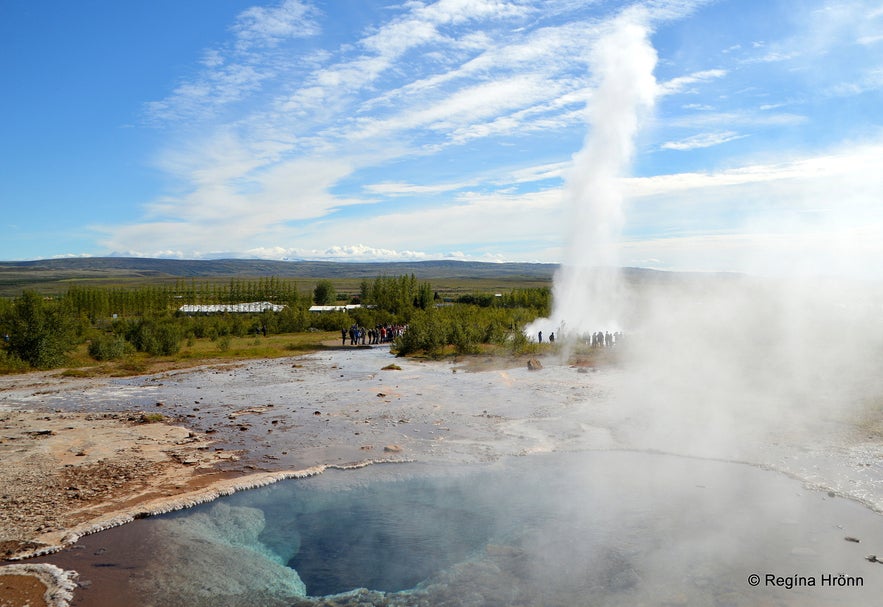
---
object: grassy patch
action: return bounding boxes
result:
[6,331,338,378]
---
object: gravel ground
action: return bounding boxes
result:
[1,343,881,606]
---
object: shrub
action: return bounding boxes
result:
[217,335,233,352]
[0,350,29,374]
[1,291,77,369]
[88,334,135,361]
[395,305,542,357]
[127,318,183,356]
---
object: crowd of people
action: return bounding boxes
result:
[342,324,406,346]
[537,330,624,347]
[588,331,623,347]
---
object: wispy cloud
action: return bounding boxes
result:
[94,0,883,275]
[144,0,320,123]
[233,0,320,50]
[657,69,727,96]
[627,143,883,198]
[661,130,746,150]
[620,142,883,277]
[131,1,607,255]
[363,181,473,196]
[664,109,807,129]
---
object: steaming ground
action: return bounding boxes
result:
[3,288,882,606]
[4,309,881,513]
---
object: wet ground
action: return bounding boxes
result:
[4,343,882,605]
[5,345,880,510]
[35,452,883,606]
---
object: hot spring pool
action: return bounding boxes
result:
[41,451,882,606]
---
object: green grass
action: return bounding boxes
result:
[41,331,341,377]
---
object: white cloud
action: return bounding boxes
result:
[285,186,565,259]
[50,253,95,259]
[95,138,883,273]
[663,109,807,129]
[627,143,883,198]
[660,130,746,150]
[363,180,473,196]
[245,244,432,262]
[621,225,883,279]
[144,0,320,123]
[363,157,570,198]
[233,0,319,50]
[858,33,883,45]
[824,67,883,97]
[103,1,883,276]
[507,161,569,184]
[99,182,565,263]
[620,142,883,277]
[657,69,727,96]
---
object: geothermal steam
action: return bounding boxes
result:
[529,10,883,462]
[530,12,657,339]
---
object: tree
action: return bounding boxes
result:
[2,291,77,368]
[313,280,336,305]
[126,317,182,356]
[415,281,434,310]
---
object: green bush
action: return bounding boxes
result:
[0,349,29,374]
[88,334,135,361]
[126,318,183,356]
[0,291,77,369]
[395,305,541,357]
[217,334,233,352]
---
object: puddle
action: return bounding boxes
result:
[37,450,882,606]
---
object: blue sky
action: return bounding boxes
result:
[2,0,882,277]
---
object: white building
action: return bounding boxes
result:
[178,302,287,314]
[308,304,365,313]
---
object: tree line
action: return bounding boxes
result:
[65,277,303,320]
[0,276,551,371]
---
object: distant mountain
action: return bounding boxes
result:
[0,257,558,279]
[0,257,564,295]
[0,256,748,297]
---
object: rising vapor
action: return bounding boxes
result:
[529,10,657,340]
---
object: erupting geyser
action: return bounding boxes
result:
[529,10,657,340]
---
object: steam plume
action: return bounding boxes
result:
[529,10,656,339]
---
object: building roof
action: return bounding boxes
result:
[178,302,287,314]
[308,304,365,312]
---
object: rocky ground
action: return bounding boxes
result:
[1,344,881,606]
[0,409,224,559]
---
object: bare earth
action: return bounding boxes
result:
[0,408,222,558]
[1,346,881,606]
[0,369,244,607]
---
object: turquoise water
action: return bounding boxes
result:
[43,451,883,607]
